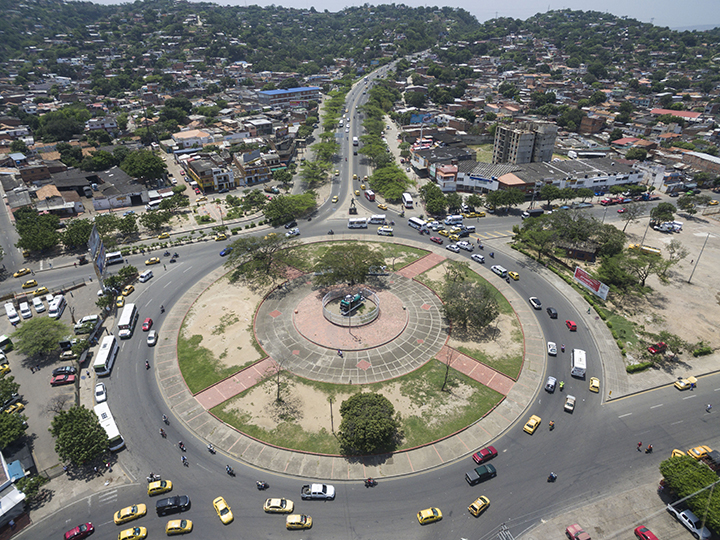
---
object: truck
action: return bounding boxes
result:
[628,244,662,256]
[521,208,544,219]
[301,483,335,500]
[464,463,497,485]
[263,185,280,194]
[666,505,711,539]
[571,349,586,378]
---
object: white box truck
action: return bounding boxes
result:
[571,349,587,378]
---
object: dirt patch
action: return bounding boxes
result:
[182,277,267,368]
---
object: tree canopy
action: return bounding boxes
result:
[224,234,297,289]
[313,243,385,287]
[50,405,110,466]
[338,392,400,455]
[11,318,70,359]
[120,149,166,184]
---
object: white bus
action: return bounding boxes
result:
[407,217,426,230]
[402,192,413,208]
[348,218,368,229]
[48,295,66,319]
[117,303,138,339]
[93,335,119,376]
[368,214,386,224]
[145,200,162,211]
[94,403,125,451]
[106,251,124,266]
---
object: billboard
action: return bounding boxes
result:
[573,267,609,301]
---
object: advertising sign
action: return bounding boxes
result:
[573,267,609,300]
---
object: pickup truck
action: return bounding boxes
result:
[666,504,711,539]
[301,483,335,500]
[465,464,496,486]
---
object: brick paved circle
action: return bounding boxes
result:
[255,274,447,384]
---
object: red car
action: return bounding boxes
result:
[633,525,659,540]
[566,523,591,540]
[617,207,626,213]
[142,318,153,331]
[51,373,76,386]
[472,445,497,464]
[648,342,667,355]
[65,522,94,540]
[430,236,443,245]
[565,320,577,331]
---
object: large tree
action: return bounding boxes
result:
[120,149,166,184]
[440,262,499,331]
[338,392,400,455]
[313,243,385,287]
[224,234,296,288]
[62,218,93,249]
[50,406,110,466]
[0,410,28,450]
[11,318,69,359]
[14,207,60,253]
[263,193,317,225]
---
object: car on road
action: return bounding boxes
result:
[219,247,233,257]
[564,395,576,413]
[285,228,300,238]
[148,480,173,496]
[565,523,591,540]
[51,373,76,386]
[214,233,227,241]
[22,279,38,289]
[617,207,626,213]
[284,221,298,229]
[471,254,486,264]
[438,229,449,237]
[122,285,135,296]
[547,307,558,319]
[377,203,388,210]
[360,183,366,190]
[34,286,50,297]
[468,496,490,517]
[566,320,577,331]
[446,244,460,253]
[430,236,443,245]
[472,445,497,464]
[354,190,360,196]
[165,519,193,535]
[417,507,442,525]
[158,233,170,239]
[64,522,94,540]
[648,342,667,354]
[334,170,339,176]
[142,318,153,331]
[218,188,229,194]
[95,382,107,403]
[147,330,158,346]
[213,496,233,524]
[263,498,294,513]
[116,296,125,308]
[60,350,77,360]
[523,415,541,434]
[286,514,312,530]
[545,376,557,393]
[13,268,31,278]
[529,297,542,310]
[674,376,698,390]
[633,525,659,540]
[457,241,474,252]
[118,526,147,540]
[114,504,147,525]
[508,271,519,280]
[589,377,600,393]
[332,195,339,203]
[196,196,208,202]
[688,445,712,460]
[156,495,191,516]
[53,366,77,376]
[145,257,160,266]
[547,342,557,356]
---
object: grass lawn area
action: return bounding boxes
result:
[287,241,428,273]
[468,143,494,162]
[211,359,503,454]
[178,333,258,394]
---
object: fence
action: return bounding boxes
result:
[321,288,379,327]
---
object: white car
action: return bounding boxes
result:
[95,382,107,403]
[427,221,440,229]
[285,227,300,238]
[471,254,485,264]
[547,341,557,356]
[456,241,474,252]
[33,297,46,313]
[529,297,542,310]
[545,376,557,393]
[147,330,158,346]
[446,244,460,253]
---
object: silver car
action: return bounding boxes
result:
[446,244,460,253]
[545,376,557,393]
[147,330,158,346]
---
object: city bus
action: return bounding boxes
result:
[93,335,119,376]
[117,303,138,339]
[402,192,413,208]
[105,252,124,266]
[347,218,368,229]
[407,217,426,230]
[94,403,125,451]
[145,200,162,211]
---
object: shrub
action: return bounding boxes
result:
[627,361,654,373]
[693,344,712,357]
[606,321,612,328]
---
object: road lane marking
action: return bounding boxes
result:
[183,267,192,273]
[163,281,173,288]
[650,404,664,409]
[684,395,698,400]
[618,413,632,418]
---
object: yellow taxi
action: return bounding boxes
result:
[449,234,459,242]
[468,496,490,517]
[158,233,170,239]
[334,170,339,176]
[213,496,233,524]
[4,403,23,414]
[360,184,366,190]
[417,507,442,525]
[147,480,172,496]
[353,174,357,180]
[122,285,135,296]
[377,203,387,210]
[263,233,277,240]
[13,268,31,278]
[118,527,147,540]
[22,279,38,289]
[113,504,147,525]
[688,445,712,460]
[332,196,339,203]
[116,296,125,308]
[449,226,463,234]
[196,196,207,203]
[589,377,600,393]
[263,498,294,513]
[672,449,687,458]
[363,175,368,181]
[508,271,519,281]
[286,514,312,530]
[709,200,718,206]
[438,229,449,237]
[215,233,227,241]
[145,257,160,266]
[476,211,486,217]
[523,415,541,434]
[354,190,360,196]
[675,376,697,390]
[165,519,192,535]
[33,286,49,297]
[0,365,11,378]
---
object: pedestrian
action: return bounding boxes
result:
[707,404,712,413]
[31,270,35,275]
[49,262,52,268]
[63,465,68,473]
[30,367,34,374]
[690,260,694,264]
[73,262,77,268]
[637,441,642,451]
[93,466,98,474]
[691,382,696,390]
[86,371,90,377]
[337,349,343,358]
[35,364,39,371]
[125,258,129,264]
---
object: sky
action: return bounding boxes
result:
[94,0,718,30]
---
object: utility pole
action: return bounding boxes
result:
[688,232,709,284]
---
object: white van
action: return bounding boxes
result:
[377,226,394,236]
[48,295,67,319]
[571,349,587,378]
[444,215,464,225]
[19,302,32,319]
[463,225,476,233]
[4,303,19,325]
[138,270,154,283]
[491,265,508,278]
[368,214,386,225]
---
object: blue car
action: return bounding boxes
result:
[220,247,233,257]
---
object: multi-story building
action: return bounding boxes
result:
[491,122,557,165]
[256,86,321,109]
[233,150,271,186]
[187,157,235,193]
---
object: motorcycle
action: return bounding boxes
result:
[328,230,334,235]
[364,478,377,488]
[561,344,565,353]
[549,421,555,431]
[256,480,268,490]
[207,444,216,454]
[145,360,150,370]
[163,251,171,257]
[559,381,564,392]
[548,473,557,482]
[178,442,186,452]
[489,252,494,258]
[226,465,235,476]
[173,253,179,258]
[162,415,169,425]
[147,473,161,483]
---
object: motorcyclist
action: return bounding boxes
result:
[559,381,564,391]
[161,305,165,313]
[561,343,565,352]
[549,420,555,430]
[145,360,150,369]
[159,428,166,437]
[162,414,168,424]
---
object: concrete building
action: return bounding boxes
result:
[256,87,321,109]
[492,121,558,165]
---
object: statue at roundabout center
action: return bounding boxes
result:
[323,288,379,327]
